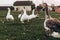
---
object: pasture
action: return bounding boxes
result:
[0,10,60,40]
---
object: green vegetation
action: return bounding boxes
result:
[0,10,60,40]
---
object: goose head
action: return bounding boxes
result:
[22,7,25,11]
[42,3,48,8]
[7,8,10,10]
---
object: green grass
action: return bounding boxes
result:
[0,10,60,40]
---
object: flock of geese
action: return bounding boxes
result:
[6,7,38,23]
[5,3,60,38]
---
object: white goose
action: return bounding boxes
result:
[28,9,38,20]
[43,3,60,38]
[20,7,29,23]
[6,8,14,21]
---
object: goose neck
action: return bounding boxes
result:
[45,7,51,19]
[23,9,26,14]
[32,9,35,15]
[7,9,10,15]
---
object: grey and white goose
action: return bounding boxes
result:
[43,3,60,38]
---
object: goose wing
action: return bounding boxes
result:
[46,18,60,33]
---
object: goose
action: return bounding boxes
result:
[28,9,38,20]
[43,3,60,38]
[20,7,29,23]
[6,8,14,21]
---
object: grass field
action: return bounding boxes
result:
[0,10,60,40]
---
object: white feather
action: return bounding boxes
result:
[51,32,60,38]
[44,19,50,30]
[28,9,38,20]
[20,8,29,23]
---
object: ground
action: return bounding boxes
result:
[0,10,60,40]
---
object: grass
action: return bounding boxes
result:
[0,10,60,40]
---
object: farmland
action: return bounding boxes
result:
[0,10,60,40]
